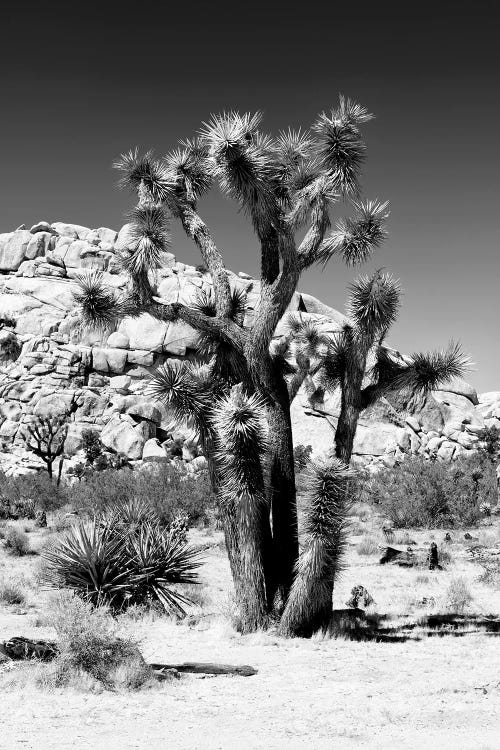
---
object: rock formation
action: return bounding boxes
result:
[0,221,498,476]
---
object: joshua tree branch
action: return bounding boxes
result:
[175,201,232,317]
[298,199,331,270]
[151,299,245,351]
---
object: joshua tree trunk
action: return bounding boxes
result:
[334,358,366,464]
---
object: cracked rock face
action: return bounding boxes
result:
[0,220,495,477]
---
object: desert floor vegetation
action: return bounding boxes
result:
[1,473,500,748]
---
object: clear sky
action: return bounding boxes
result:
[1,1,498,391]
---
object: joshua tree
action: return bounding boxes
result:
[74,101,466,635]
[75,98,389,604]
[22,416,68,483]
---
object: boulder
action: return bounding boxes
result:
[114,223,134,251]
[299,293,347,326]
[100,416,146,460]
[0,402,22,422]
[434,378,478,405]
[418,396,444,433]
[163,321,198,355]
[26,232,54,260]
[109,375,132,393]
[96,227,117,245]
[92,347,127,374]
[107,331,129,349]
[0,231,32,271]
[51,222,91,240]
[33,392,78,418]
[125,399,162,424]
[29,221,58,235]
[142,438,168,462]
[117,314,168,352]
[353,424,405,456]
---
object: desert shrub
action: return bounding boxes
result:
[0,578,26,605]
[363,454,495,528]
[444,577,473,613]
[3,526,30,556]
[477,426,500,462]
[0,471,67,516]
[69,463,215,528]
[294,444,313,472]
[356,535,380,555]
[42,502,202,614]
[0,314,17,329]
[81,430,104,465]
[46,594,153,690]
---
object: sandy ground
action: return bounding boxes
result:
[1,518,500,750]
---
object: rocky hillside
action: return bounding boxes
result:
[0,220,498,477]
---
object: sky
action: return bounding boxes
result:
[1,0,498,391]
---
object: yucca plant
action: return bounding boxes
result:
[42,511,202,616]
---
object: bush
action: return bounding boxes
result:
[42,500,202,614]
[444,577,473,613]
[69,462,215,528]
[363,454,495,528]
[0,472,67,516]
[294,444,313,472]
[0,578,26,605]
[46,594,153,690]
[3,526,30,556]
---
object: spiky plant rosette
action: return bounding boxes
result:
[199,112,279,234]
[72,271,120,332]
[318,200,389,267]
[113,148,173,204]
[147,360,218,446]
[120,204,171,277]
[212,386,269,511]
[346,270,401,337]
[42,515,203,616]
[312,96,373,195]
[164,138,214,203]
[373,341,471,401]
[192,287,248,384]
[123,520,202,615]
[41,519,132,609]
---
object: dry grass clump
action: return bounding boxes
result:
[0,578,26,606]
[444,577,473,613]
[49,594,154,690]
[356,534,380,556]
[0,594,157,693]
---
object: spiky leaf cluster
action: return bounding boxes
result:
[346,270,401,337]
[371,341,470,400]
[42,515,202,616]
[121,204,171,277]
[192,287,248,383]
[318,200,389,266]
[148,360,223,446]
[113,149,172,204]
[164,138,214,202]
[213,386,268,504]
[312,96,373,195]
[199,111,280,234]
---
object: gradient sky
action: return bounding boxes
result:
[1,1,498,391]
